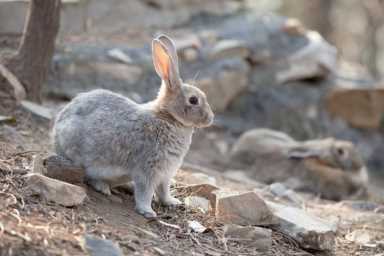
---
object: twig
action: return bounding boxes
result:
[156,220,182,231]
[11,150,41,157]
[0,63,26,102]
[4,229,31,242]
[189,233,201,246]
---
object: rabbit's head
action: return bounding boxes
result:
[288,138,368,185]
[152,35,214,128]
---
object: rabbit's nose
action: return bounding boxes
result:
[205,112,214,126]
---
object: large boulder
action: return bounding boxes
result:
[45,13,336,114]
[326,87,384,129]
[0,0,242,36]
[85,0,242,35]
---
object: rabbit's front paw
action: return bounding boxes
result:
[135,206,157,219]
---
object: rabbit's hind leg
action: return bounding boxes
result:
[86,178,111,196]
[84,166,112,195]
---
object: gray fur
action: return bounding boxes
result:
[52,35,214,218]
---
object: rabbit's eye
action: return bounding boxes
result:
[189,96,199,105]
[337,148,345,156]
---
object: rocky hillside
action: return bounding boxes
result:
[1,0,384,255]
[1,96,384,256]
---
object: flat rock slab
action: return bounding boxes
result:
[209,39,250,60]
[25,173,87,207]
[20,101,53,120]
[177,168,217,186]
[267,201,336,251]
[42,155,85,184]
[215,191,277,226]
[184,196,211,213]
[82,235,123,256]
[224,224,272,251]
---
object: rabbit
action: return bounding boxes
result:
[229,129,368,200]
[52,35,214,218]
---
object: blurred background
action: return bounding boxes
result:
[1,0,384,196]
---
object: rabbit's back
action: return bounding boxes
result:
[54,90,139,165]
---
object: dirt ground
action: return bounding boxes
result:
[1,94,384,256]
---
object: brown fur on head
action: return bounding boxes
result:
[302,158,368,200]
[152,35,214,128]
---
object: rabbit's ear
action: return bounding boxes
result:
[288,146,321,159]
[157,35,180,75]
[152,37,181,91]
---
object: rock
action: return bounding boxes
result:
[48,46,150,100]
[223,170,266,189]
[85,0,241,35]
[340,200,384,212]
[281,18,307,36]
[224,224,272,251]
[194,59,249,112]
[269,183,303,206]
[25,173,87,207]
[209,40,250,60]
[215,191,277,226]
[269,183,288,197]
[188,220,207,233]
[326,87,384,129]
[82,235,123,256]
[107,48,133,64]
[49,42,248,114]
[212,14,336,80]
[0,0,241,36]
[276,31,337,83]
[180,48,199,62]
[345,230,371,245]
[43,155,85,184]
[174,34,202,52]
[177,167,217,186]
[181,183,219,213]
[20,101,53,120]
[184,196,210,213]
[267,201,336,251]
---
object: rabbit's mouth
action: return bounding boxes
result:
[196,112,214,128]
